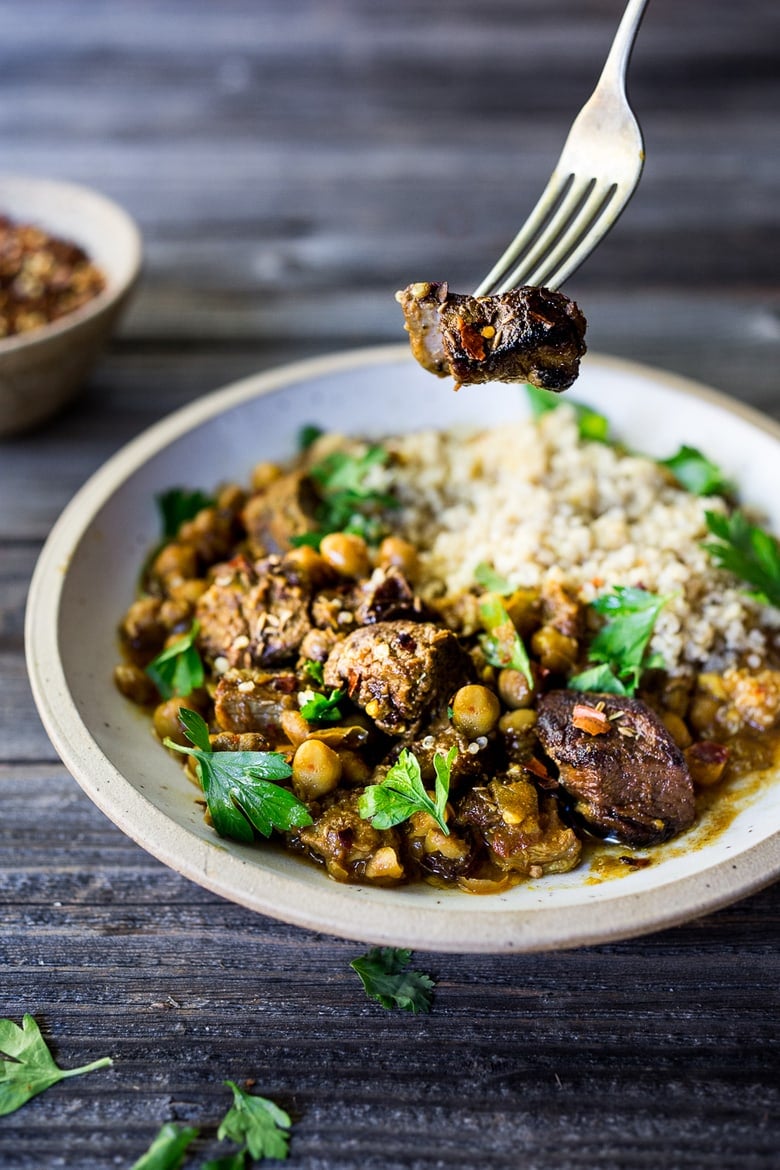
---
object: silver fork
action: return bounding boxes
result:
[475,0,650,296]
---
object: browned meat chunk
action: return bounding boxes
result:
[353,565,432,626]
[535,691,696,846]
[213,668,299,736]
[196,554,312,668]
[395,281,587,391]
[296,792,405,884]
[323,620,472,735]
[243,470,319,555]
[458,771,581,876]
[388,723,495,795]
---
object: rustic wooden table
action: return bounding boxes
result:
[2,2,779,1166]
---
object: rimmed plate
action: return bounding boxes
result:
[25,346,780,953]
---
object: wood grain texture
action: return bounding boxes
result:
[1,0,779,1166]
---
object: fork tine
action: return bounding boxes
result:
[492,175,600,294]
[526,183,619,289]
[473,173,573,297]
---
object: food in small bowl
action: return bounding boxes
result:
[0,175,141,436]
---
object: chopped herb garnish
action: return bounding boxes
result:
[358,746,456,836]
[130,1122,200,1170]
[568,662,629,696]
[145,622,204,700]
[298,423,324,451]
[164,709,311,843]
[216,1081,292,1162]
[659,445,732,496]
[350,947,435,1014]
[300,687,344,724]
[156,487,215,540]
[474,562,514,595]
[302,659,325,686]
[703,509,780,608]
[478,593,534,688]
[570,585,669,696]
[0,1015,112,1116]
[298,443,398,546]
[525,383,610,443]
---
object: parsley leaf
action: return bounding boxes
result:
[201,1153,248,1170]
[0,1015,112,1116]
[350,947,435,1014]
[358,746,456,835]
[156,488,215,540]
[297,444,398,547]
[298,423,323,451]
[659,445,732,496]
[478,593,534,687]
[164,709,311,843]
[568,662,629,696]
[570,586,669,695]
[525,384,610,443]
[302,659,325,686]
[145,622,204,700]
[703,509,780,609]
[300,687,344,725]
[130,1122,200,1170]
[474,562,514,596]
[217,1080,292,1162]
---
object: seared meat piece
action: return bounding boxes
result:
[213,668,299,737]
[458,770,581,876]
[243,470,319,555]
[196,554,312,668]
[353,565,432,626]
[396,281,587,391]
[536,691,696,846]
[296,792,405,884]
[298,626,342,665]
[323,620,473,735]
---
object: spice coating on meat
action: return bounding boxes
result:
[323,620,473,735]
[395,281,587,391]
[213,668,299,736]
[243,470,319,555]
[196,554,312,668]
[535,691,696,846]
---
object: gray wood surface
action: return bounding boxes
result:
[1,1,779,1166]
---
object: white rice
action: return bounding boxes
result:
[377,404,778,676]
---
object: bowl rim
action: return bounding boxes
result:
[24,346,780,953]
[0,173,142,356]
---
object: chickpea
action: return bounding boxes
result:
[320,532,370,578]
[152,542,199,584]
[497,668,534,710]
[504,588,541,637]
[168,578,208,606]
[377,536,419,580]
[216,483,246,513]
[661,710,693,749]
[292,738,342,800]
[337,749,372,786]
[687,693,722,737]
[154,696,202,745]
[159,598,193,634]
[251,461,282,492]
[498,708,538,734]
[530,625,578,673]
[283,544,331,586]
[113,663,158,707]
[451,684,501,738]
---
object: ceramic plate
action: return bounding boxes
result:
[25,346,780,952]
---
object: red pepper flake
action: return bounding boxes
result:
[456,316,487,361]
[572,703,612,735]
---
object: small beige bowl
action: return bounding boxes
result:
[0,175,142,436]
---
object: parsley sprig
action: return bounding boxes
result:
[359,746,456,836]
[478,593,534,687]
[0,1015,112,1116]
[130,1122,199,1170]
[659,445,732,496]
[164,709,311,843]
[156,488,215,540]
[570,585,669,696]
[145,622,205,700]
[703,509,780,609]
[350,947,435,1014]
[525,383,610,443]
[217,1080,292,1162]
[299,687,344,725]
[474,562,514,596]
[297,443,398,546]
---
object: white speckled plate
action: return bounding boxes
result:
[25,347,780,952]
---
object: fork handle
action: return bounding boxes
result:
[597,0,650,93]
